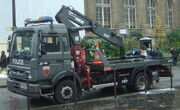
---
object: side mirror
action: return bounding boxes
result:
[41,42,47,55]
[7,35,12,52]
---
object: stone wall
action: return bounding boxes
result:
[84,0,180,37]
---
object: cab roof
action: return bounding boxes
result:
[14,23,67,34]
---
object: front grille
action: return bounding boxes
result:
[10,76,27,83]
[12,69,24,75]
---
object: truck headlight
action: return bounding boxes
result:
[28,74,32,79]
[25,71,32,79]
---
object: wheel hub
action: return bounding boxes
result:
[61,86,73,99]
[137,76,145,90]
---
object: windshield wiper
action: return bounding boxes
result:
[12,50,32,59]
[19,51,32,59]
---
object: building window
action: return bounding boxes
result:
[167,0,173,27]
[96,7,103,24]
[96,0,102,4]
[96,0,111,28]
[146,0,156,28]
[124,0,135,28]
[96,0,110,4]
[124,0,135,6]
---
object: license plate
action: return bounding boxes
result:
[121,78,128,84]
[20,83,27,90]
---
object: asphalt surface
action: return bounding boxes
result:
[0,63,179,110]
[0,71,7,87]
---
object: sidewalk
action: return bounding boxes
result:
[0,71,7,87]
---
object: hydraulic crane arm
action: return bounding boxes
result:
[55,5,124,55]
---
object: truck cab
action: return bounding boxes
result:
[7,16,73,98]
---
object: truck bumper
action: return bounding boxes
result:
[7,78,41,98]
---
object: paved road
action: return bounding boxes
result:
[0,63,179,110]
[154,64,180,88]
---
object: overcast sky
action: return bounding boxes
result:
[0,0,84,40]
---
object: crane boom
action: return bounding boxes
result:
[55,5,124,55]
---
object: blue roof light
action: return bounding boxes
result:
[25,16,53,26]
[39,16,53,22]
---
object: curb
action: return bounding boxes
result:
[0,79,7,88]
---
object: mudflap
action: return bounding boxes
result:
[158,66,172,77]
[118,74,130,86]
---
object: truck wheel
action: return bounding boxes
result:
[134,72,150,91]
[54,80,79,104]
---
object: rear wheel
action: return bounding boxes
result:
[134,72,150,91]
[54,80,80,104]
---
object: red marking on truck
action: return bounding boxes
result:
[43,66,50,76]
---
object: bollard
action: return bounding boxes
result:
[170,61,173,89]
[170,74,173,89]
[73,72,77,105]
[144,59,147,94]
[113,65,117,99]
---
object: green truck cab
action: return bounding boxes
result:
[7,17,81,102]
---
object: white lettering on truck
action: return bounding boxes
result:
[12,59,24,65]
[68,11,84,24]
[103,33,110,38]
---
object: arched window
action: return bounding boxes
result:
[96,0,111,28]
[124,0,135,28]
[146,0,156,28]
[167,0,173,27]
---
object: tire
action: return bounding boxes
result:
[133,72,150,92]
[54,80,80,104]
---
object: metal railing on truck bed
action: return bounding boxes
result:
[88,50,170,71]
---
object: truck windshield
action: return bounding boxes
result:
[11,31,33,59]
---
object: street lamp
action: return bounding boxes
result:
[12,0,16,29]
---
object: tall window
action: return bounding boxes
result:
[167,0,173,27]
[124,0,135,28]
[146,0,156,28]
[96,0,111,28]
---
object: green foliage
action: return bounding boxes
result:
[121,30,142,53]
[81,38,120,57]
[123,36,138,53]
[98,40,120,57]
[81,30,143,57]
[128,30,143,40]
[81,38,98,49]
[165,27,180,52]
[153,16,166,48]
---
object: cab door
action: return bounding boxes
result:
[61,34,71,71]
[38,34,66,80]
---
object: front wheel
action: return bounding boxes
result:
[54,80,80,104]
[133,72,150,91]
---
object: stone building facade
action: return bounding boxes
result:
[84,0,180,37]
